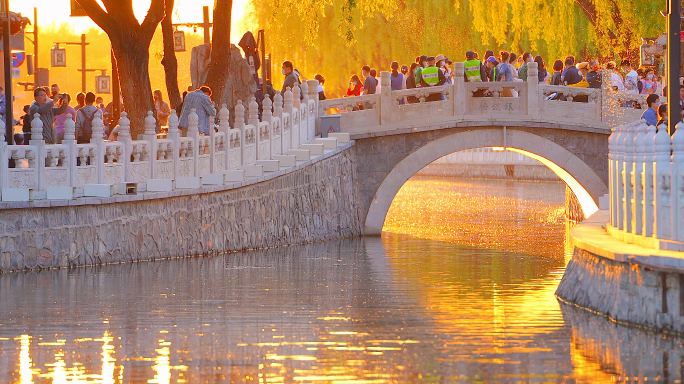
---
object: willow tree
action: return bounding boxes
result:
[205,0,234,105]
[76,0,165,138]
[249,0,662,98]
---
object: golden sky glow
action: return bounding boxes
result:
[11,0,250,44]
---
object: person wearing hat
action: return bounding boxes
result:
[485,56,499,82]
[444,58,453,83]
[567,62,590,102]
[464,50,485,83]
[419,56,447,102]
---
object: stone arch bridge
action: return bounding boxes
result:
[319,62,642,235]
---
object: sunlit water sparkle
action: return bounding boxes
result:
[0,177,680,383]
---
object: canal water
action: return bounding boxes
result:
[0,177,681,383]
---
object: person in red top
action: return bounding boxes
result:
[346,75,363,96]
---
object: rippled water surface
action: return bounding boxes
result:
[1,177,681,383]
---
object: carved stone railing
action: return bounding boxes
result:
[0,78,323,202]
[608,120,684,251]
[318,62,651,135]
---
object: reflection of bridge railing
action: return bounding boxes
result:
[608,120,684,251]
[319,62,651,135]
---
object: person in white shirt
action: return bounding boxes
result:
[621,59,638,94]
[606,61,625,91]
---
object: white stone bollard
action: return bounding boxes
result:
[31,113,44,142]
[218,104,230,135]
[608,123,619,227]
[234,100,245,129]
[262,97,273,123]
[0,115,6,190]
[671,122,684,242]
[526,62,540,117]
[248,98,259,127]
[380,71,391,125]
[613,122,628,229]
[642,123,656,237]
[90,110,105,183]
[653,123,673,240]
[188,108,200,176]
[621,121,637,233]
[116,112,132,182]
[284,88,297,147]
[306,79,319,136]
[168,110,180,179]
[632,121,648,235]
[142,111,158,179]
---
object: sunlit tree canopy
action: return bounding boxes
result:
[246,0,664,97]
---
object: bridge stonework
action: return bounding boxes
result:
[353,122,609,235]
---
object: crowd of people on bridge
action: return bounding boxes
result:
[277,49,672,130]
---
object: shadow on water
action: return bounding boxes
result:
[0,177,681,382]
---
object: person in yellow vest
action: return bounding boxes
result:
[464,50,487,97]
[463,50,485,83]
[419,56,447,102]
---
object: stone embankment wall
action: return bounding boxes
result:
[0,147,362,272]
[556,246,684,335]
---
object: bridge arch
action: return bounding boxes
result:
[363,128,608,235]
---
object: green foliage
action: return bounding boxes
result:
[247,0,664,98]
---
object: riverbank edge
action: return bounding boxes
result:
[556,210,684,335]
[0,144,363,273]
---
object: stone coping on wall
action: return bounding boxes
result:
[348,119,612,141]
[0,141,355,211]
[571,210,684,273]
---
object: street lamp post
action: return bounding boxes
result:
[54,34,89,93]
[667,0,681,135]
[2,0,12,145]
[172,5,213,45]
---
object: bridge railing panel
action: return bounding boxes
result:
[389,85,454,124]
[43,145,70,188]
[319,94,381,134]
[464,82,528,118]
[539,85,602,125]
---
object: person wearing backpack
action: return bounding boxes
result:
[75,92,99,144]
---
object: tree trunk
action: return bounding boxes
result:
[161,0,182,111]
[112,38,156,139]
[74,0,164,138]
[205,0,233,106]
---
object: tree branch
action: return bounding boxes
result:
[140,0,166,41]
[75,0,115,34]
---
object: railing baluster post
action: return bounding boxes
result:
[526,62,539,118]
[643,123,656,237]
[380,71,391,125]
[116,112,132,183]
[632,121,647,235]
[187,109,200,176]
[653,123,673,239]
[453,62,466,116]
[30,113,46,193]
[672,122,684,242]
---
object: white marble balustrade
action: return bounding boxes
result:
[0,78,324,202]
[318,62,654,134]
[608,119,684,251]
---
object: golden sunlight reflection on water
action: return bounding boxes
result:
[0,177,677,383]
